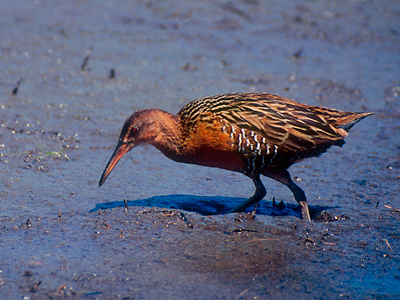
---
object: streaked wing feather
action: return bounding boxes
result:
[178,93,344,154]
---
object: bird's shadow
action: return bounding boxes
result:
[91,194,332,219]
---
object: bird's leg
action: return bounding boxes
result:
[264,169,311,221]
[227,173,266,213]
[287,180,311,222]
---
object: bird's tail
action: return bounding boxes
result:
[336,112,374,132]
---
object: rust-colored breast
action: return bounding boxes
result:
[179,113,246,172]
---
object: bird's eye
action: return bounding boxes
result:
[130,127,139,136]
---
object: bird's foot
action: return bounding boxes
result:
[299,200,311,221]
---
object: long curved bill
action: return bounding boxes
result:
[99,141,132,187]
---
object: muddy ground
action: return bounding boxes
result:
[0,1,399,299]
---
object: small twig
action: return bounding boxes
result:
[81,46,93,70]
[222,2,251,21]
[58,209,61,219]
[29,280,41,292]
[109,68,115,79]
[322,242,337,245]
[235,288,249,300]
[305,237,315,244]
[233,228,259,233]
[57,283,67,291]
[12,77,23,95]
[384,205,400,212]
[292,47,304,59]
[382,239,392,252]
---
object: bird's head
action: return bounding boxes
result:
[99,109,162,187]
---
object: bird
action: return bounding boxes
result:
[99,92,373,221]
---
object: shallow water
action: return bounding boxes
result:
[0,0,399,299]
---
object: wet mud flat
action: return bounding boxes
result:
[1,204,400,299]
[1,0,400,299]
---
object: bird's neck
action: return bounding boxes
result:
[151,110,184,160]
